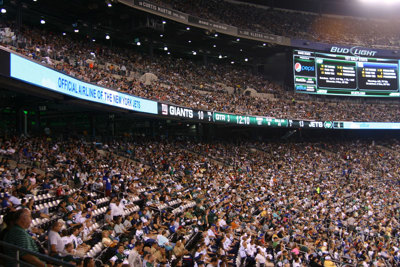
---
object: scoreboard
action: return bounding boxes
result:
[293,50,400,97]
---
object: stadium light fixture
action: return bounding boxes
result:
[162,20,166,24]
[263,43,266,46]
[236,38,240,42]
[62,32,66,36]
[360,0,400,4]
[105,34,110,39]
[213,44,216,48]
[383,0,400,4]
[107,3,112,7]
[214,33,218,37]
[74,29,79,33]
[136,41,141,46]
[33,0,37,2]
[231,61,234,64]
[92,39,96,42]
[164,46,168,51]
[192,51,197,55]
[186,27,190,30]
[1,8,6,14]
[160,34,163,37]
[218,55,222,59]
[188,40,191,43]
[40,19,45,24]
[167,52,170,55]
[245,58,248,62]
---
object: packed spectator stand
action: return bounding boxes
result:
[0,136,400,266]
[1,1,400,266]
[1,23,400,123]
[152,0,400,49]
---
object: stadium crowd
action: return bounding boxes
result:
[152,0,400,48]
[0,136,399,267]
[1,24,400,123]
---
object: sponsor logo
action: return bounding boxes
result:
[295,63,302,72]
[330,46,377,57]
[161,104,168,115]
[295,63,314,72]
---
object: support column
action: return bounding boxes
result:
[90,115,96,140]
[149,44,154,58]
[203,55,208,66]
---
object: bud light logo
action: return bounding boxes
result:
[295,62,314,72]
[295,63,302,72]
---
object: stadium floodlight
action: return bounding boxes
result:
[218,55,222,59]
[231,61,234,64]
[214,33,218,37]
[62,32,66,36]
[245,58,248,62]
[164,46,168,51]
[236,38,240,42]
[40,19,45,24]
[74,29,79,33]
[92,39,96,42]
[213,44,216,48]
[160,34,163,37]
[360,0,400,4]
[107,3,112,7]
[162,20,166,24]
[192,51,197,55]
[167,52,170,55]
[1,8,6,14]
[186,27,190,30]
[263,43,266,46]
[136,41,141,46]
[105,34,110,39]
[188,40,191,43]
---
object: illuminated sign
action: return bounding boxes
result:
[330,46,378,57]
[10,54,158,114]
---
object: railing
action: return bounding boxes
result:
[0,240,75,267]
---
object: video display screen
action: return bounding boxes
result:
[293,50,400,97]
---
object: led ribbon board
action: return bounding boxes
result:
[10,54,158,114]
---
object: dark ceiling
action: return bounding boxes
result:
[0,0,289,66]
[0,0,396,67]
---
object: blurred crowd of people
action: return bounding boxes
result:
[0,136,400,266]
[2,21,400,124]
[153,0,400,48]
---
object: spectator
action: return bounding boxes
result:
[48,221,64,257]
[127,241,144,266]
[3,209,48,267]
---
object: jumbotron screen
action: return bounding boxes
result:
[293,50,400,97]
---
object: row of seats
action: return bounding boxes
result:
[86,242,104,258]
[172,201,196,215]
[34,199,61,211]
[155,199,182,211]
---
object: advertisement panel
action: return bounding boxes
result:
[10,54,158,114]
